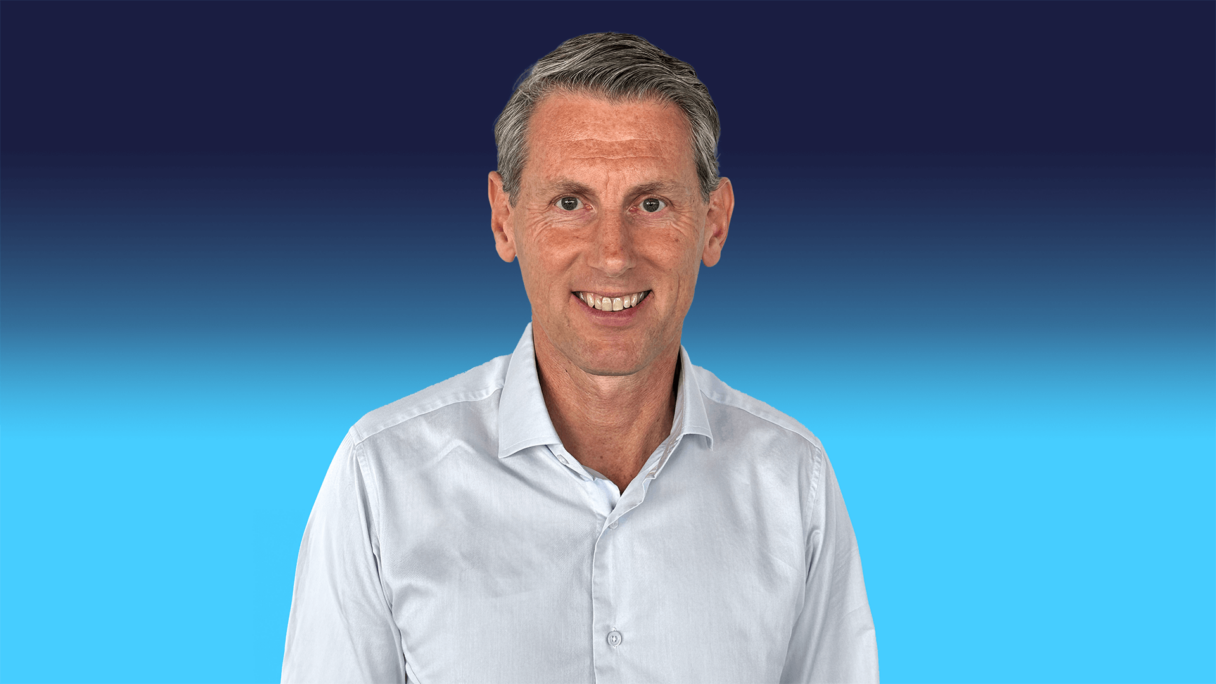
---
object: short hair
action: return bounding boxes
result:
[494,32,722,206]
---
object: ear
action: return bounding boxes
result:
[488,171,517,263]
[701,177,734,267]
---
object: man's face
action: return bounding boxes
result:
[489,92,733,377]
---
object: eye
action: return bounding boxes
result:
[640,197,667,213]
[558,196,583,211]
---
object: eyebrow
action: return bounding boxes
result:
[542,178,682,203]
[544,178,596,198]
[626,181,679,198]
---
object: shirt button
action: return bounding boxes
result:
[609,521,618,529]
[607,630,623,647]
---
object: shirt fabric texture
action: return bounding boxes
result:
[282,324,878,683]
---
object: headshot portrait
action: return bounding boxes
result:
[280,31,878,682]
[1,3,1212,684]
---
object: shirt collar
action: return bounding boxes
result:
[497,323,714,459]
[497,324,562,458]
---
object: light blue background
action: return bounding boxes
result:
[3,2,1214,681]
[2,154,1212,682]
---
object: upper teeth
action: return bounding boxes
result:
[577,291,647,311]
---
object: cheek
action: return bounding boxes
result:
[660,226,704,307]
[516,222,581,292]
[639,222,702,273]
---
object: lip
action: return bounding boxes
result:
[571,291,649,327]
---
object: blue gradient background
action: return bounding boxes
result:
[2,3,1213,683]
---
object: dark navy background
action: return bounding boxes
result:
[2,2,1213,682]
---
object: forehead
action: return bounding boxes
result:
[524,92,696,184]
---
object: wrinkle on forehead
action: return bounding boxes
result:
[552,137,681,161]
[569,155,666,162]
[523,93,699,191]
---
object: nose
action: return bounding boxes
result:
[589,211,634,278]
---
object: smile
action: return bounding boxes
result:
[575,290,650,312]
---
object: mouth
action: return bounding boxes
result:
[574,290,651,312]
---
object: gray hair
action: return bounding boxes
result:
[494,32,721,205]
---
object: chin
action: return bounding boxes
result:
[535,313,670,377]
[571,331,672,376]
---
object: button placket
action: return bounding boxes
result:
[591,431,685,673]
[590,513,622,682]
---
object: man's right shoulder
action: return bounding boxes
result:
[347,353,512,446]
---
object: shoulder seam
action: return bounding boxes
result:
[699,386,825,457]
[697,384,827,515]
[352,439,382,544]
[351,384,504,446]
[809,443,825,509]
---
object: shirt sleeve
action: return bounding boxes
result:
[780,450,879,683]
[282,428,407,684]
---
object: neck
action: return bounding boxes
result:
[532,324,680,492]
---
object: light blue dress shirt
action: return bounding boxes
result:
[282,324,877,683]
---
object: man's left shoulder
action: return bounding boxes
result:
[690,363,826,459]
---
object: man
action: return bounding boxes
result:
[282,32,877,683]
